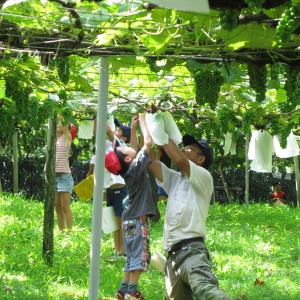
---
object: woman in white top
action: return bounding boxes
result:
[55,122,74,233]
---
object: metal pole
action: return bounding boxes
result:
[294,156,300,208]
[88,57,109,300]
[13,131,18,194]
[245,133,250,206]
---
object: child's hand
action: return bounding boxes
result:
[131,114,139,128]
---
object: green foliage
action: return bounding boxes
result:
[2,194,300,299]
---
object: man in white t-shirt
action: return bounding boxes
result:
[149,134,235,300]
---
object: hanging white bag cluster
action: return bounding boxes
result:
[145,111,182,145]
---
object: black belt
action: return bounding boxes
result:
[168,237,204,255]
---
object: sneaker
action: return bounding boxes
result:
[124,291,145,300]
[114,290,125,300]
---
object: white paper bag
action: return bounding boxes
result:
[145,112,169,145]
[102,206,118,234]
[163,112,182,145]
[150,251,166,273]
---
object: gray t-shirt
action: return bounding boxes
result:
[122,147,156,221]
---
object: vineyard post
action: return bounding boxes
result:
[244,133,250,206]
[294,156,300,208]
[13,131,18,194]
[88,57,109,300]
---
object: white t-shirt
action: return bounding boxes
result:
[156,160,213,251]
[104,140,125,188]
[90,154,96,165]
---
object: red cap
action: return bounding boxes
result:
[105,151,121,175]
[70,124,77,140]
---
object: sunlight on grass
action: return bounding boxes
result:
[1,193,300,299]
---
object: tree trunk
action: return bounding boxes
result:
[218,164,232,204]
[43,115,57,266]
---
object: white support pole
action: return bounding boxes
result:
[88,57,109,300]
[244,133,250,206]
[13,131,18,194]
[294,156,300,208]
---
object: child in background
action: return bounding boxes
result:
[270,181,286,206]
[105,113,156,300]
[86,147,96,177]
[94,117,130,257]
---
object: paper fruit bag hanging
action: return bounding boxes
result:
[145,112,182,146]
[163,112,182,145]
[145,112,169,145]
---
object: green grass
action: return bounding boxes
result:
[1,193,300,299]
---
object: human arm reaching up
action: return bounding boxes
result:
[130,114,139,152]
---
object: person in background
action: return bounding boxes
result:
[270,181,286,206]
[55,121,74,234]
[94,117,131,257]
[149,134,236,300]
[86,146,96,177]
[105,113,156,300]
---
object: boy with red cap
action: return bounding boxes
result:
[105,113,156,300]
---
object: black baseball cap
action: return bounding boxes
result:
[114,118,131,143]
[182,134,213,169]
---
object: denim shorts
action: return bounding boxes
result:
[123,216,151,272]
[106,186,128,216]
[157,186,168,198]
[55,173,74,194]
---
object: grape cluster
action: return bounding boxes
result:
[247,63,267,102]
[284,64,300,110]
[5,76,31,121]
[55,56,70,84]
[276,6,300,44]
[217,107,235,135]
[0,106,15,143]
[245,0,265,9]
[269,63,279,81]
[241,109,256,134]
[278,123,293,149]
[219,9,239,31]
[61,107,74,125]
[27,97,40,130]
[146,57,159,73]
[194,69,224,108]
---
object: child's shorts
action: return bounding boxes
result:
[123,216,151,272]
[157,186,168,198]
[106,186,128,216]
[55,173,74,194]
